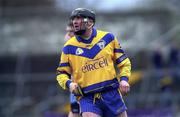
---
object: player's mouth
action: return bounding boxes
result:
[74,25,80,31]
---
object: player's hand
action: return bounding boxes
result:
[119,80,130,95]
[69,82,84,96]
[69,82,78,93]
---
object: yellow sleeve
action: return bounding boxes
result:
[56,48,72,90]
[117,58,131,80]
[113,38,131,81]
[56,74,71,90]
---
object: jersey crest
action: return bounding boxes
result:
[97,40,106,49]
[76,48,84,55]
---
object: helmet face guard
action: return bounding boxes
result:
[70,8,95,35]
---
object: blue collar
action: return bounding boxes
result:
[76,28,97,44]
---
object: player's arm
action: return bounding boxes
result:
[56,47,83,96]
[113,37,131,94]
[56,46,72,90]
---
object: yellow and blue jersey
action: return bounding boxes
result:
[56,28,131,95]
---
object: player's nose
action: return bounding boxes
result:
[72,17,78,23]
[73,17,82,24]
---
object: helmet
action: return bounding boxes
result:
[70,8,95,35]
[70,8,95,23]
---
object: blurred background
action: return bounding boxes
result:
[0,0,180,117]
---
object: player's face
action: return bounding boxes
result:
[72,16,84,32]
